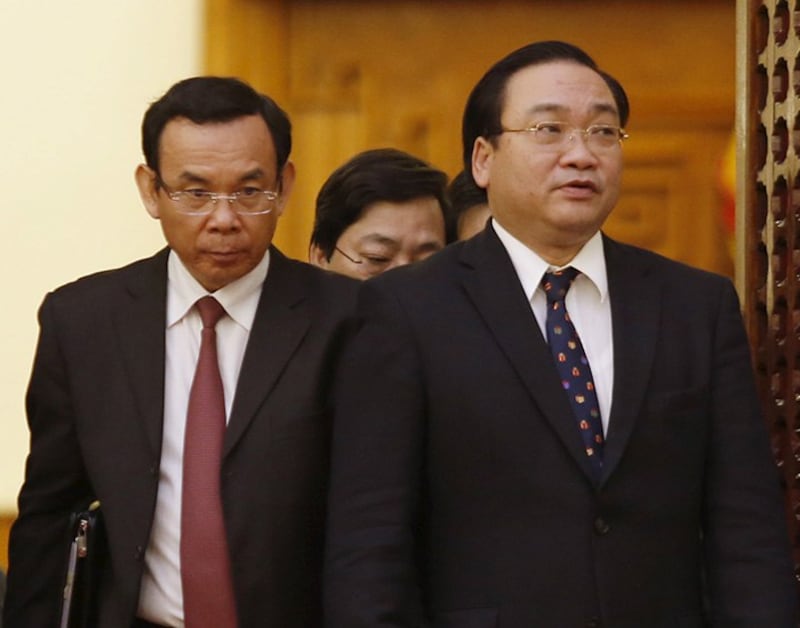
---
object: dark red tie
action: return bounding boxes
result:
[181,296,238,628]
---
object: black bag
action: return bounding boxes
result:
[59,501,103,628]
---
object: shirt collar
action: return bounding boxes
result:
[491,219,608,302]
[166,249,271,330]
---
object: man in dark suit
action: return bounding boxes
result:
[5,77,356,627]
[324,41,798,627]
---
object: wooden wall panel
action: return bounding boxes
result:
[291,110,366,260]
[616,128,734,274]
[205,0,290,100]
[206,0,735,272]
[0,515,11,570]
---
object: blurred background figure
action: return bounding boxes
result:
[309,148,451,279]
[448,169,491,240]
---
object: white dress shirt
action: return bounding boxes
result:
[492,220,614,434]
[137,249,270,626]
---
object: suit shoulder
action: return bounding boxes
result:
[281,254,358,285]
[45,249,167,305]
[271,251,360,307]
[606,237,732,287]
[371,241,466,289]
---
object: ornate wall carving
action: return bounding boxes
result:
[740,0,800,588]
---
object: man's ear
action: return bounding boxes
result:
[308,243,330,269]
[135,164,161,219]
[471,137,494,189]
[274,160,296,217]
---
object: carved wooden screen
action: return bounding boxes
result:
[740,0,800,587]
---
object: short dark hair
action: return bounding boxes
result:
[461,40,629,178]
[447,169,488,224]
[141,76,292,176]
[310,148,451,259]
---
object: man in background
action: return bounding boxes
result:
[309,148,450,279]
[6,76,356,627]
[448,169,491,240]
[324,41,797,626]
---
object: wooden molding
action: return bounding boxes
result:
[0,513,13,571]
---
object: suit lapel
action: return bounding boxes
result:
[224,249,311,456]
[460,229,599,481]
[600,236,661,483]
[113,249,169,458]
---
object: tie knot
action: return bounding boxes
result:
[542,267,579,303]
[195,296,226,329]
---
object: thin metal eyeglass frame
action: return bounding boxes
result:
[334,246,363,265]
[497,122,629,148]
[155,176,278,216]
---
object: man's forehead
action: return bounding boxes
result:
[160,114,270,143]
[503,62,617,115]
[347,200,446,245]
[158,115,278,171]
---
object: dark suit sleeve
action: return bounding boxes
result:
[324,280,426,628]
[4,293,94,627]
[703,281,798,625]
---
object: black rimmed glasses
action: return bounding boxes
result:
[156,176,279,216]
[497,121,628,151]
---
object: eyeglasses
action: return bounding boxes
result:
[334,246,391,277]
[497,121,629,151]
[156,177,279,216]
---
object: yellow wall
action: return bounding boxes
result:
[0,2,203,512]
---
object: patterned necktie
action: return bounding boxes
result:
[542,268,604,477]
[181,296,238,628]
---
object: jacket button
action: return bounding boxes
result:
[135,545,145,560]
[593,517,611,535]
[586,618,601,627]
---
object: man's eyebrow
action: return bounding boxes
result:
[176,171,210,185]
[356,233,400,248]
[416,240,445,253]
[525,103,568,116]
[239,168,266,182]
[589,102,619,117]
[523,102,619,117]
[175,168,268,185]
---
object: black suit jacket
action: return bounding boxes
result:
[324,228,798,627]
[5,246,357,627]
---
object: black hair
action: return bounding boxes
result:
[141,76,292,176]
[310,148,452,258]
[461,40,629,180]
[448,170,488,217]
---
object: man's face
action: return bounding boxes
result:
[136,114,294,291]
[472,60,623,265]
[310,197,446,280]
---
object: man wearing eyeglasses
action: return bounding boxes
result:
[324,41,798,626]
[309,148,450,280]
[5,77,357,628]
